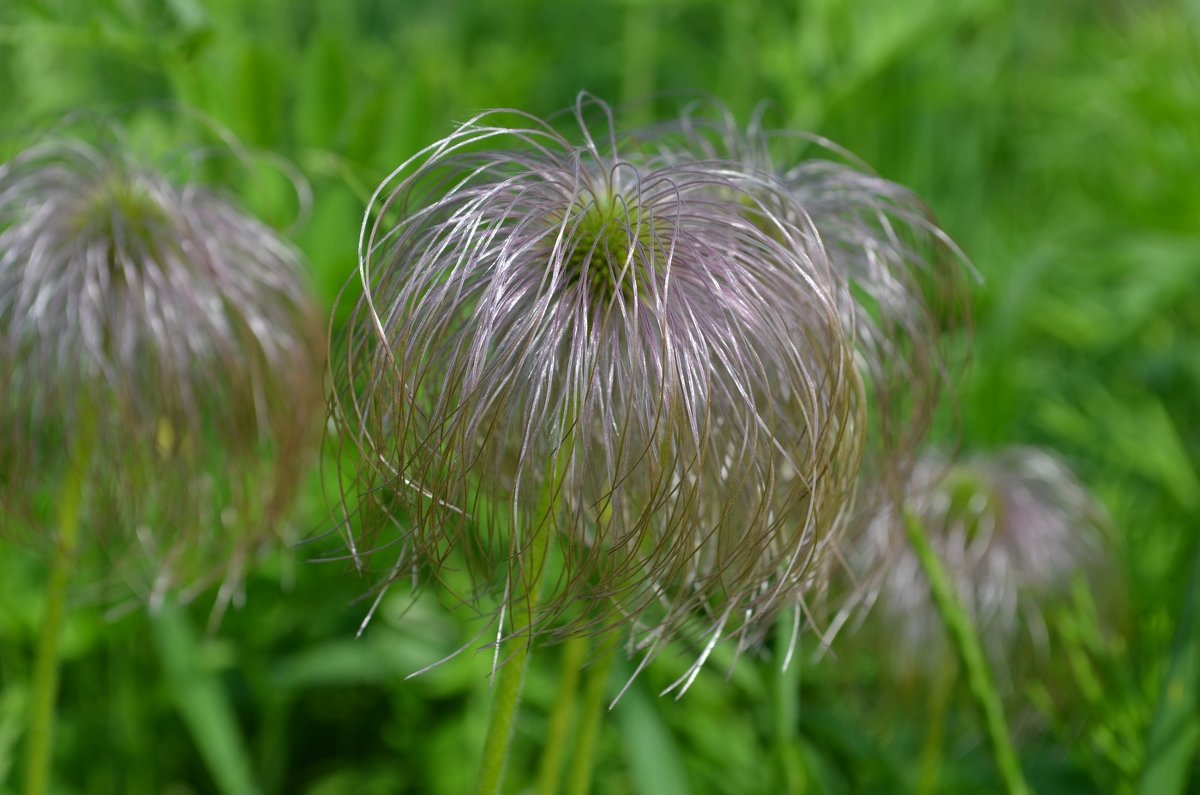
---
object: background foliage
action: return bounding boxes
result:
[0,0,1197,792]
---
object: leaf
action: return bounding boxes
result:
[1139,547,1200,795]
[295,31,349,148]
[152,603,261,795]
[616,679,689,795]
[0,685,26,789]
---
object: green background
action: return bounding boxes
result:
[0,0,1198,792]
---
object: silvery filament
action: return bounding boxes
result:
[0,132,324,613]
[333,96,963,681]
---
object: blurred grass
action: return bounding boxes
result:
[0,0,1197,792]
[1140,547,1200,795]
[152,604,259,795]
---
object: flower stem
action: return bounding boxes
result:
[536,635,589,795]
[564,631,619,795]
[24,429,92,795]
[917,667,956,795]
[475,548,544,795]
[903,510,1030,795]
[773,616,806,794]
[475,643,530,794]
[477,424,575,795]
[620,0,658,120]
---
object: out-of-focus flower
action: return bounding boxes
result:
[850,447,1114,684]
[647,104,971,499]
[0,131,324,613]
[333,96,964,684]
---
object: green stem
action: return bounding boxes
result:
[475,546,545,795]
[773,616,806,794]
[564,632,619,795]
[477,419,576,795]
[475,646,530,794]
[24,430,92,795]
[536,635,589,795]
[620,0,657,121]
[917,667,956,795]
[904,510,1030,795]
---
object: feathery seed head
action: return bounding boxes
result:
[851,447,1113,684]
[648,104,972,499]
[0,132,325,610]
[334,96,962,679]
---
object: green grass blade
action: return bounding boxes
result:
[1139,546,1200,795]
[152,603,261,795]
[616,677,689,795]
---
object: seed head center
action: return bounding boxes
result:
[560,192,658,303]
[73,173,173,269]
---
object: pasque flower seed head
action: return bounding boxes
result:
[647,103,972,501]
[851,447,1113,683]
[0,131,324,612]
[334,96,965,681]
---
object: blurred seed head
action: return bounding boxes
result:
[850,447,1114,685]
[644,103,972,503]
[0,130,325,613]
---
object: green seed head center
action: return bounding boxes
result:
[943,470,998,543]
[73,173,173,266]
[560,192,661,303]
